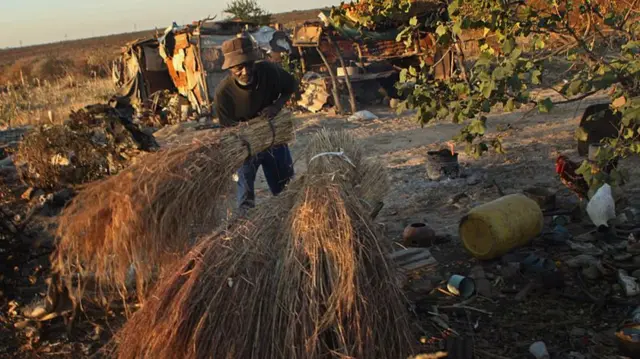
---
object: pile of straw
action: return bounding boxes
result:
[52,112,294,303]
[115,130,414,359]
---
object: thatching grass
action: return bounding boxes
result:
[114,130,414,359]
[52,112,294,305]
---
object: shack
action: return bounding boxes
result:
[113,19,291,119]
[292,3,453,113]
[112,37,176,107]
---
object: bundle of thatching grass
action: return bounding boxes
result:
[114,130,414,359]
[52,112,294,304]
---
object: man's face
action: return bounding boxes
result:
[230,61,255,85]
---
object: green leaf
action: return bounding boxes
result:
[447,0,460,16]
[604,13,616,26]
[409,16,418,26]
[531,69,542,85]
[399,68,408,83]
[538,97,554,113]
[575,160,592,176]
[409,66,417,77]
[491,138,505,154]
[502,37,516,54]
[475,53,493,67]
[481,99,491,112]
[492,67,506,81]
[575,126,589,141]
[505,98,515,112]
[624,128,635,139]
[622,41,640,52]
[452,22,462,36]
[510,48,523,61]
[436,25,448,37]
[567,79,582,96]
[437,106,450,119]
[622,108,640,126]
[469,117,487,135]
[395,27,411,42]
[481,81,494,98]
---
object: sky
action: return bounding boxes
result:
[0,0,337,48]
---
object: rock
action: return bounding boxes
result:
[613,241,629,250]
[466,173,482,186]
[600,242,616,254]
[618,270,640,296]
[568,241,604,256]
[634,256,640,266]
[628,242,640,255]
[570,328,587,337]
[541,271,565,289]
[51,188,74,207]
[409,279,435,294]
[632,269,640,280]
[469,265,494,298]
[500,262,521,279]
[574,231,597,242]
[567,352,586,359]
[615,253,634,262]
[582,265,602,280]
[566,254,598,268]
[0,156,13,167]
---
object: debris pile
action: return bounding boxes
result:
[13,103,158,189]
[137,90,189,128]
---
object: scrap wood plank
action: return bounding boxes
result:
[389,248,438,272]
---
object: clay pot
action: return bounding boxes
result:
[402,223,436,247]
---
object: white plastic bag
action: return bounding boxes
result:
[586,183,616,228]
[348,110,379,122]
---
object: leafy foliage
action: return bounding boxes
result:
[332,0,640,189]
[223,0,272,26]
[280,52,304,107]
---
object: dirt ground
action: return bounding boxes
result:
[2,92,640,358]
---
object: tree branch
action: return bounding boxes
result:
[621,0,640,30]
[553,90,599,105]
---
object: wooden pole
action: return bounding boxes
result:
[316,46,344,115]
[327,35,357,114]
[354,43,365,69]
[298,46,307,73]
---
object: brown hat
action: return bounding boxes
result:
[221,36,259,70]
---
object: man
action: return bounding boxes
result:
[215,36,297,210]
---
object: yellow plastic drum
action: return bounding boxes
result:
[459,194,543,260]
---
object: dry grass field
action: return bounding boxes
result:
[0,9,324,128]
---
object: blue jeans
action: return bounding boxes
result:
[237,144,294,209]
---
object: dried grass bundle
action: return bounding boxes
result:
[115,130,413,359]
[52,112,294,303]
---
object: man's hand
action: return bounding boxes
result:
[260,105,281,120]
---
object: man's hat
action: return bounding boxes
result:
[221,36,260,70]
